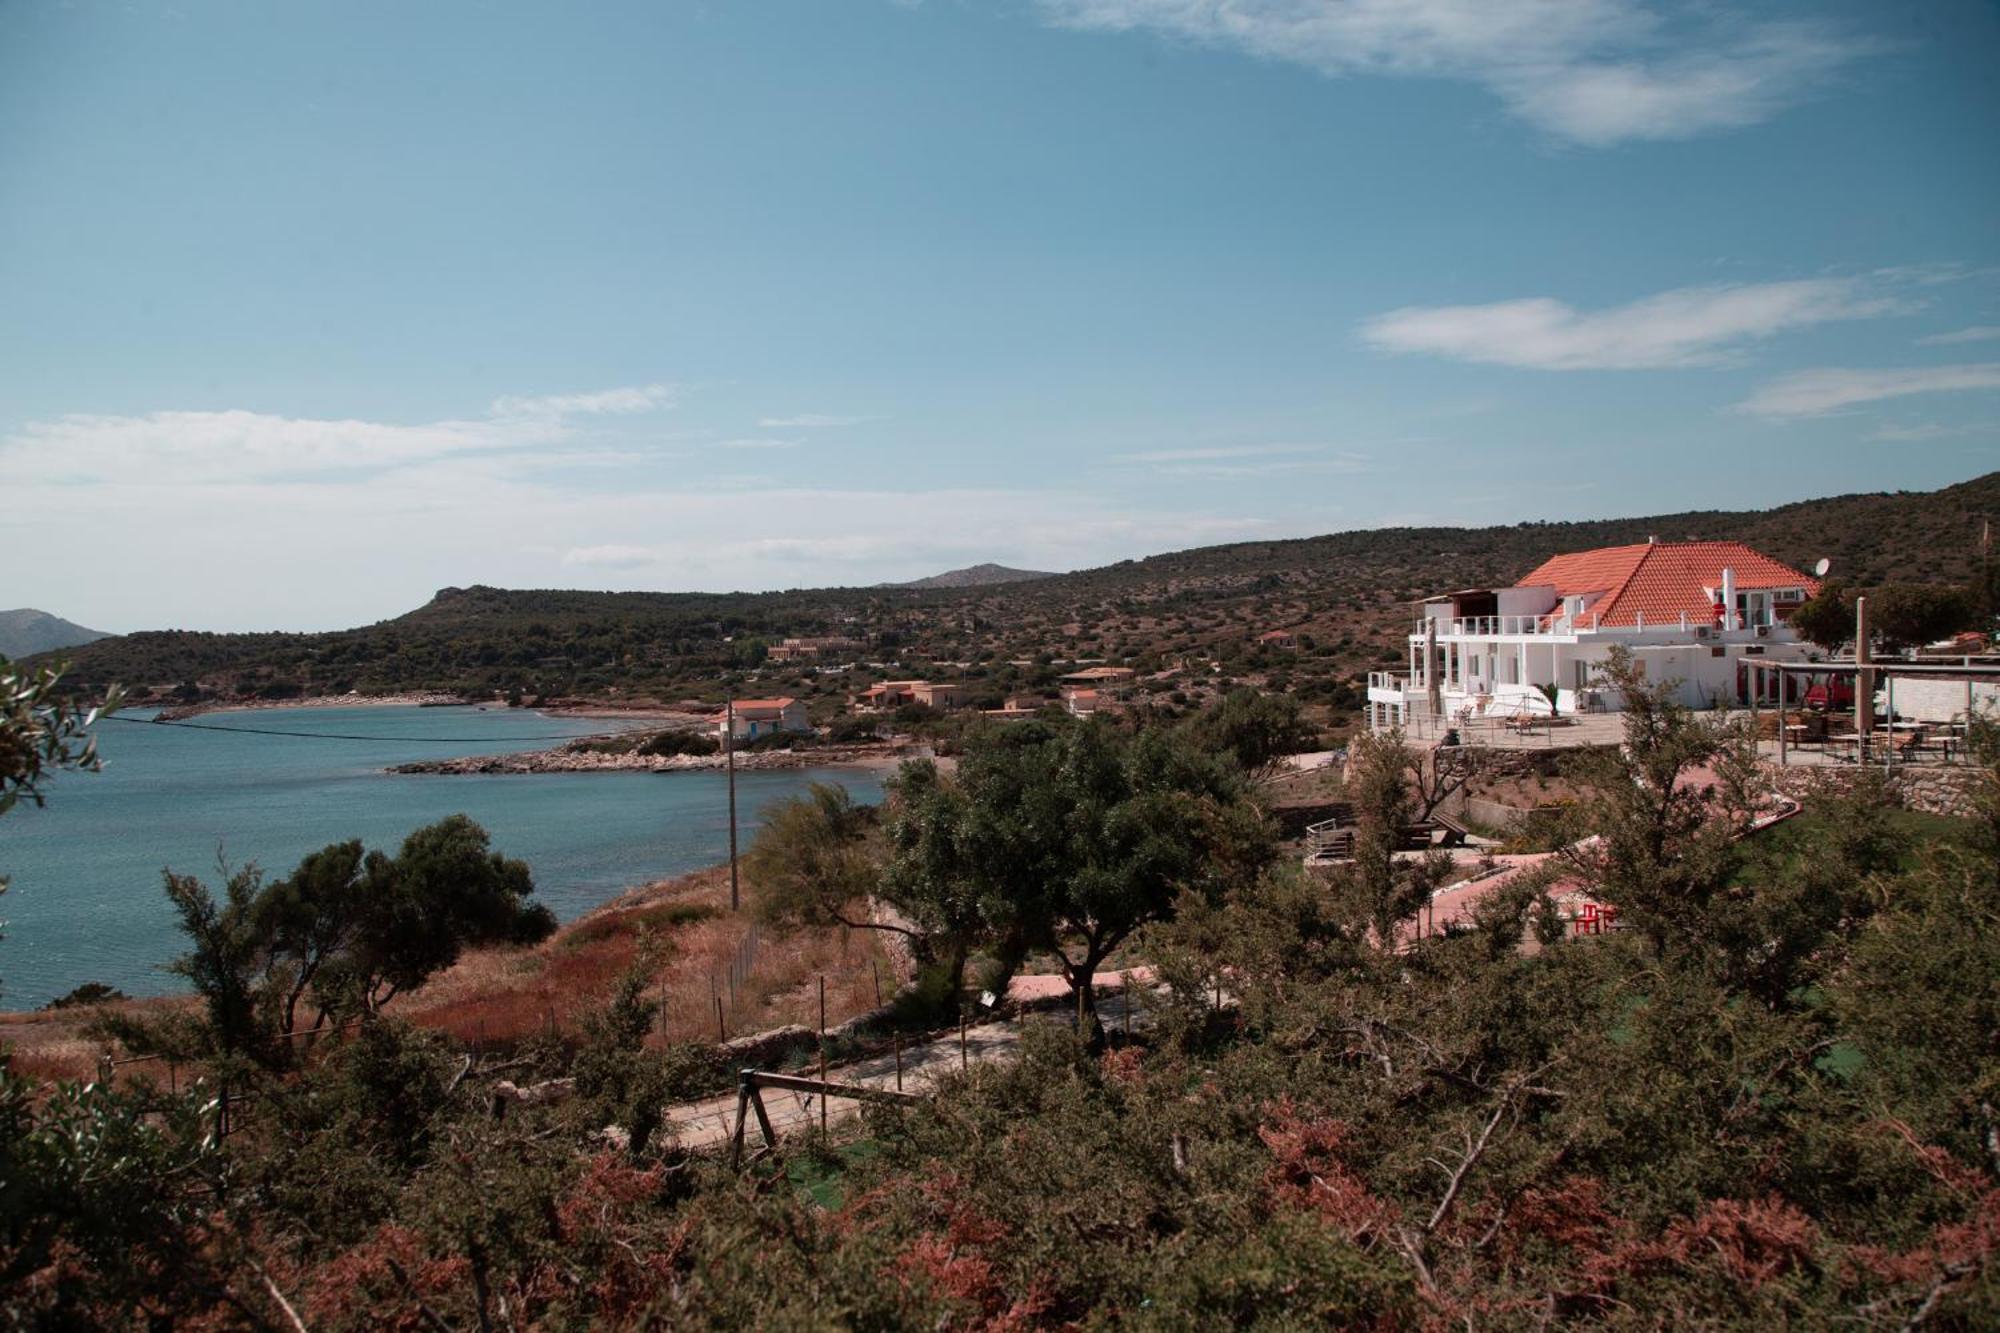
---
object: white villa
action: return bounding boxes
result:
[1367,540,1822,731]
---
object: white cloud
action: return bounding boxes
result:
[2,394,1282,628]
[1917,325,2000,347]
[756,413,868,428]
[1867,422,1969,443]
[1106,443,1370,478]
[0,384,675,485]
[1736,362,2000,419]
[489,384,674,418]
[2,408,519,483]
[1362,279,1895,371]
[1111,443,1316,463]
[1035,1,1865,145]
[562,545,657,569]
[716,437,801,450]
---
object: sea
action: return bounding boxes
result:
[0,705,884,1010]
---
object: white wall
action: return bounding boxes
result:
[1496,584,1557,616]
[1880,677,2000,723]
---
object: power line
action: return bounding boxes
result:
[99,714,628,744]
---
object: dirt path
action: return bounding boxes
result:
[664,969,1155,1152]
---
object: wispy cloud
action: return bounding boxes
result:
[489,384,674,418]
[716,437,801,450]
[1867,422,1972,443]
[1035,1,1867,146]
[1111,444,1318,464]
[1362,279,1896,371]
[757,413,869,429]
[1,384,675,485]
[1107,443,1369,478]
[1736,362,2000,419]
[1917,325,2000,347]
[5,391,1285,628]
[562,544,656,569]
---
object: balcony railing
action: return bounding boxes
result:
[1417,611,1790,638]
[1416,614,1575,636]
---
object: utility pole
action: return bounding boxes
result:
[1855,596,1874,743]
[726,694,740,912]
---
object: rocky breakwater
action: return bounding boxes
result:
[390,739,906,776]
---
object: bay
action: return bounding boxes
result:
[0,705,883,1009]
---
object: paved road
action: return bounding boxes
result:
[663,969,1154,1152]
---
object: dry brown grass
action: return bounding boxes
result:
[401,864,895,1049]
[0,993,193,1086]
[2,865,899,1085]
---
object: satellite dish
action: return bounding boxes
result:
[1813,558,1832,578]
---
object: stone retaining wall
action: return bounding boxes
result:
[1758,762,1985,820]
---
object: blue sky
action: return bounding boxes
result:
[3,0,1997,631]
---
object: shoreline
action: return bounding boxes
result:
[149,692,709,728]
[150,691,474,721]
[388,742,913,777]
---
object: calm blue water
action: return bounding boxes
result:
[0,706,881,1009]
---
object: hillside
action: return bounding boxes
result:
[40,472,2000,717]
[0,609,113,660]
[895,563,1057,589]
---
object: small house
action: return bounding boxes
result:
[722,697,810,742]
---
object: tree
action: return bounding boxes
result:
[0,656,120,821]
[747,783,882,935]
[937,721,1276,1039]
[876,761,1002,1004]
[1556,646,1755,956]
[1867,582,1982,651]
[1182,688,1320,774]
[1787,579,1851,652]
[344,814,554,1010]
[1,658,121,955]
[1791,579,1984,654]
[113,817,555,1068]
[1328,730,1454,946]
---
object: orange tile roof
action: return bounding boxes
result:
[1519,541,1816,630]
[733,697,798,714]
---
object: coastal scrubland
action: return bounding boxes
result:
[3,653,1998,1327]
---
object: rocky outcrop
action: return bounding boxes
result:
[389,742,905,776]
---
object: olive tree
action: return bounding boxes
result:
[926,721,1277,1039]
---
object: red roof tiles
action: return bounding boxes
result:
[1519,541,1816,630]
[733,697,799,716]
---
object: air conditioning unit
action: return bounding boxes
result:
[1755,625,1770,639]
[1694,626,1711,640]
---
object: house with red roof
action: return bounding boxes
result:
[720,697,811,742]
[1366,539,1821,730]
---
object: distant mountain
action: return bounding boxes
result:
[896,563,1056,589]
[0,609,113,661]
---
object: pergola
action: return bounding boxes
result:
[1746,658,2000,766]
